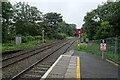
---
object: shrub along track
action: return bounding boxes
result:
[2,39,75,79]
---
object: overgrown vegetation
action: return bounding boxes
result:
[81,1,120,64]
[82,2,120,39]
[2,39,56,53]
[75,43,87,52]
[75,42,120,64]
[1,2,76,52]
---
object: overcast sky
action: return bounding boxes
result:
[9,0,107,29]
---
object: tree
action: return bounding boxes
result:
[57,21,77,37]
[2,1,77,43]
[82,10,101,39]
[94,21,111,39]
[13,2,42,36]
[43,12,63,39]
[82,2,120,39]
[97,2,120,36]
[66,24,76,36]
[2,2,14,42]
[13,2,42,22]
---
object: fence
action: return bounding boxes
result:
[87,37,120,64]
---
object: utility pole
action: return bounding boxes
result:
[42,30,44,43]
[0,2,1,45]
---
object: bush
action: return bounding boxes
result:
[56,33,67,40]
[22,36,35,43]
[3,34,15,43]
[75,44,87,52]
[35,36,42,40]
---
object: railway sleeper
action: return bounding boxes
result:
[29,70,46,73]
[35,67,48,71]
[36,64,51,68]
[23,73,42,78]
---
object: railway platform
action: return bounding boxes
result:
[41,50,79,80]
[41,50,119,80]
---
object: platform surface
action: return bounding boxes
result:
[41,50,79,79]
[73,51,118,79]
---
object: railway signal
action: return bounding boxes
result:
[76,28,84,46]
[76,28,83,35]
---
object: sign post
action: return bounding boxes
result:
[102,51,104,60]
[100,40,106,60]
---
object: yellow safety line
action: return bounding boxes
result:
[76,57,80,80]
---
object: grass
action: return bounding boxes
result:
[105,51,120,64]
[74,43,87,52]
[75,42,120,64]
[2,39,56,53]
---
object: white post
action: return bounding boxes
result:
[102,51,104,60]
[42,30,44,43]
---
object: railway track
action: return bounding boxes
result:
[10,40,75,80]
[2,39,74,79]
[2,42,57,60]
[2,43,56,68]
[1,40,67,68]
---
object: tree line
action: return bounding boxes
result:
[2,2,76,43]
[82,2,120,40]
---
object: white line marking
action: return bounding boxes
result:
[40,55,63,80]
